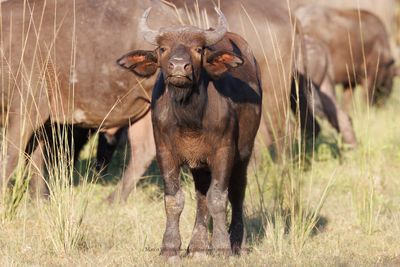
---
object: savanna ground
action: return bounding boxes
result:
[1,80,400,266]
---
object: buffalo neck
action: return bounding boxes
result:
[168,72,209,130]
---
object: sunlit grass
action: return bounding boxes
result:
[0,88,400,264]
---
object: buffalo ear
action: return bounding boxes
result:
[117,50,158,77]
[204,50,243,78]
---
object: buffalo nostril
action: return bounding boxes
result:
[168,62,174,70]
[184,64,192,72]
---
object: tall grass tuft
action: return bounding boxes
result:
[42,170,92,255]
[264,210,286,256]
[259,163,335,256]
[351,175,382,235]
[40,124,97,255]
[287,169,335,255]
[0,0,96,254]
[0,101,48,222]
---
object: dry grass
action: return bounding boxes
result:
[0,83,398,265]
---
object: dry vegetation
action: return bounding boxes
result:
[1,88,399,266]
[1,1,400,266]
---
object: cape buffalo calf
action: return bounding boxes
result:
[118,8,262,257]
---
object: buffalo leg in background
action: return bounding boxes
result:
[1,108,49,195]
[107,111,156,203]
[301,35,357,148]
[27,112,157,203]
[290,74,321,142]
[96,127,127,173]
[26,112,157,203]
[319,78,357,148]
[28,140,49,198]
[342,85,356,113]
[28,125,93,198]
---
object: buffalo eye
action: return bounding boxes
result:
[194,47,203,54]
[159,47,167,54]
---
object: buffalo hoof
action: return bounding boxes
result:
[187,226,209,257]
[231,244,241,255]
[105,192,115,204]
[161,248,181,262]
[342,141,357,151]
[191,251,208,259]
[166,255,180,264]
[104,190,128,205]
[186,246,208,258]
[211,243,231,257]
[211,231,231,256]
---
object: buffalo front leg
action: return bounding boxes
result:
[208,146,233,254]
[187,168,211,256]
[362,77,375,106]
[342,86,355,113]
[157,148,184,259]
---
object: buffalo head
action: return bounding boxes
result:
[375,59,400,106]
[117,7,243,102]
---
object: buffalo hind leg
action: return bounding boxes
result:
[107,112,156,203]
[187,168,211,257]
[228,159,248,255]
[320,79,357,148]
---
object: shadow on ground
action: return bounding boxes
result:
[245,210,329,246]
